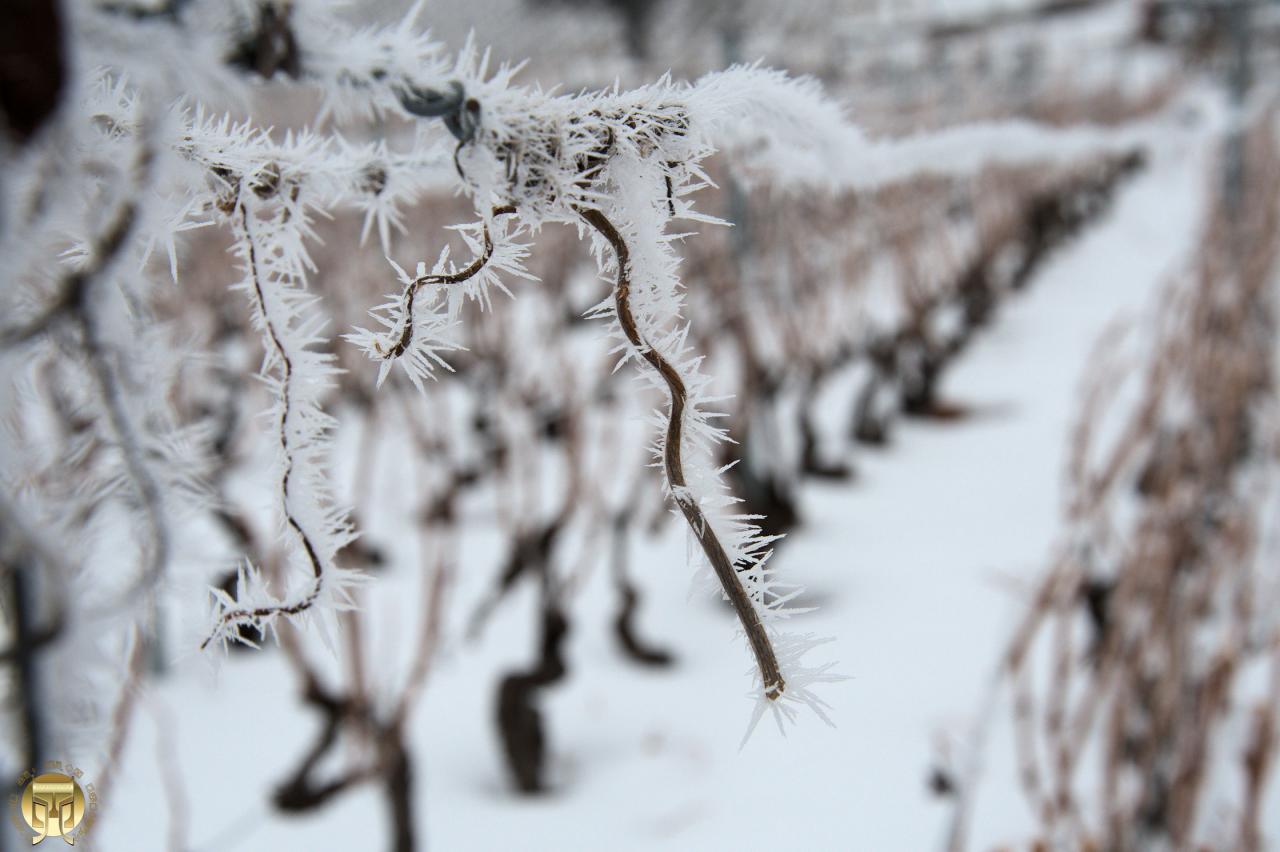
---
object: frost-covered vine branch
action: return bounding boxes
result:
[202,188,358,650]
[578,205,785,697]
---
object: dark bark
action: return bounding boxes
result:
[382,740,415,852]
[228,2,301,80]
[0,0,65,146]
[851,339,897,446]
[496,605,569,793]
[467,520,562,641]
[274,676,419,852]
[798,370,853,480]
[610,515,674,667]
[6,561,47,772]
[722,441,801,540]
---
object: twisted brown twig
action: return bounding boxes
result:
[576,205,786,700]
[201,194,327,649]
[374,204,517,360]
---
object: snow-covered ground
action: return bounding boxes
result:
[89,86,1228,851]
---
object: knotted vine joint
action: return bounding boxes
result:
[398,80,480,143]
